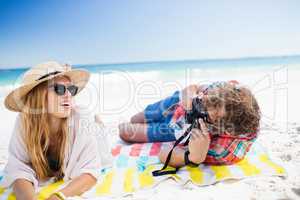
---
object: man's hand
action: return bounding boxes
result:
[188,119,211,164]
[181,84,200,110]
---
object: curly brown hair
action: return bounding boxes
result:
[203,83,261,136]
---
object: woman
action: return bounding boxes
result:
[1,61,111,200]
[119,81,261,168]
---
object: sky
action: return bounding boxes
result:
[0,0,300,69]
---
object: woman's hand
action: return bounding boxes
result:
[188,119,211,164]
[181,84,200,110]
[46,194,61,200]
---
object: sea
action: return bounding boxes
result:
[0,55,300,86]
[0,55,299,124]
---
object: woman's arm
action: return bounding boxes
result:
[59,173,96,197]
[13,179,36,200]
[2,116,39,197]
[47,173,96,200]
[13,173,97,200]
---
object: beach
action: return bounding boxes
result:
[0,58,300,199]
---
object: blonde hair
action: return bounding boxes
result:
[20,81,68,180]
[203,82,261,136]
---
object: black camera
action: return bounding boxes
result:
[185,97,211,124]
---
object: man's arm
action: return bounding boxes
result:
[181,84,206,110]
[159,120,211,167]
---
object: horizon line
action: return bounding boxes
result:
[1,54,300,70]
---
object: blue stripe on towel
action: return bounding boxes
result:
[136,156,149,172]
[116,154,129,168]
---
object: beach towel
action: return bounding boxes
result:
[0,140,286,199]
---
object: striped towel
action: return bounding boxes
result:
[0,141,286,199]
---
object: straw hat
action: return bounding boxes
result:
[4,61,90,112]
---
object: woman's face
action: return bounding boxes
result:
[47,76,74,118]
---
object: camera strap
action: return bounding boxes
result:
[152,121,197,177]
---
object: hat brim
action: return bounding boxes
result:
[4,69,90,112]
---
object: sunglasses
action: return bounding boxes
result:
[49,83,79,96]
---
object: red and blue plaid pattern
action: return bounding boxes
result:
[204,132,257,165]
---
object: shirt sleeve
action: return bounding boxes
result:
[65,111,105,181]
[74,132,102,180]
[0,115,39,191]
[203,137,255,165]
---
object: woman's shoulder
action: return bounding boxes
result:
[71,105,90,117]
[70,106,101,137]
[71,106,95,124]
[11,114,23,138]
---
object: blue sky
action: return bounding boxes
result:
[0,0,300,69]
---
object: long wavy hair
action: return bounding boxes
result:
[203,83,261,136]
[20,81,69,180]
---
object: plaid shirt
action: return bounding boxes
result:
[204,131,257,165]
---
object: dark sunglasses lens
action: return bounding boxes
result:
[67,85,78,96]
[54,84,66,95]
